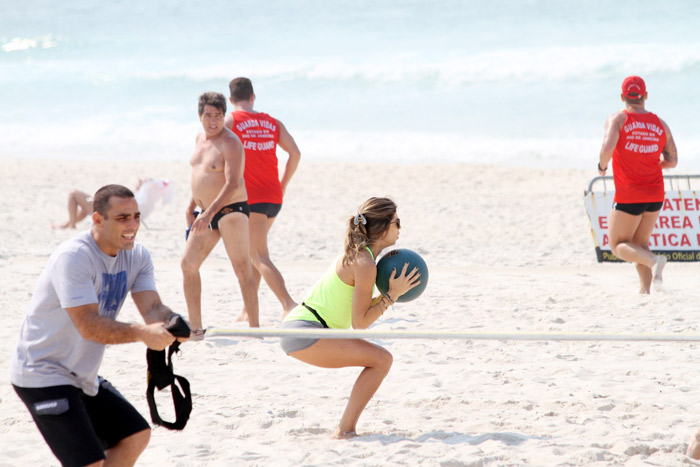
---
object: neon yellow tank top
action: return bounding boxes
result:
[284,247,375,329]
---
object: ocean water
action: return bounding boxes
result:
[1,0,700,168]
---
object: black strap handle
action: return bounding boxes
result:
[146,338,192,430]
[302,302,329,328]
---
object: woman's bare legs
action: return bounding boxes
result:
[290,338,393,437]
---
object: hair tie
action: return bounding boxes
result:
[353,213,367,226]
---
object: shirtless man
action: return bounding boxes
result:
[181,92,259,333]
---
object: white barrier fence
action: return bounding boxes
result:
[584,175,700,262]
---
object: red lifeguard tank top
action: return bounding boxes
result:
[231,110,282,204]
[612,110,666,203]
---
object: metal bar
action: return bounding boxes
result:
[204,328,700,343]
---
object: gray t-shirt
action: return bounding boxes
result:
[10,230,156,396]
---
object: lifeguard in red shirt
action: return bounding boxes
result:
[225,77,301,318]
[598,76,678,294]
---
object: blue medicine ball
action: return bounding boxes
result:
[375,248,428,302]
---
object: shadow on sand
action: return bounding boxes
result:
[353,430,549,447]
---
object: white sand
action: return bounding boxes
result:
[2,159,700,466]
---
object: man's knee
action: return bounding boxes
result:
[609,243,620,256]
[250,251,272,270]
[181,255,204,276]
[180,257,194,274]
[631,232,653,249]
[609,240,620,256]
[231,258,254,279]
[609,237,629,255]
[111,427,150,458]
[132,426,151,447]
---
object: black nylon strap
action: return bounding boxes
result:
[302,302,329,328]
[146,341,192,430]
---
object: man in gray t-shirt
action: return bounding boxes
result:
[10,184,184,467]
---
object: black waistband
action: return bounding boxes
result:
[302,302,329,328]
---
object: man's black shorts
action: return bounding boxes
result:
[249,202,282,218]
[613,201,664,216]
[13,378,149,466]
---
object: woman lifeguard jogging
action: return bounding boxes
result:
[280,197,421,438]
[598,76,678,294]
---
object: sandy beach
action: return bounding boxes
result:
[2,158,700,466]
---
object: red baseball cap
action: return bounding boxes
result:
[622,76,646,99]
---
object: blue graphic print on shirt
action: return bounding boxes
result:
[98,271,128,318]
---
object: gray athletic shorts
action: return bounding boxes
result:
[280,320,324,354]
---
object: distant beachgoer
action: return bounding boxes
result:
[52,189,94,229]
[11,184,184,466]
[280,197,421,438]
[597,75,678,294]
[182,92,259,334]
[53,179,173,229]
[224,77,301,320]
